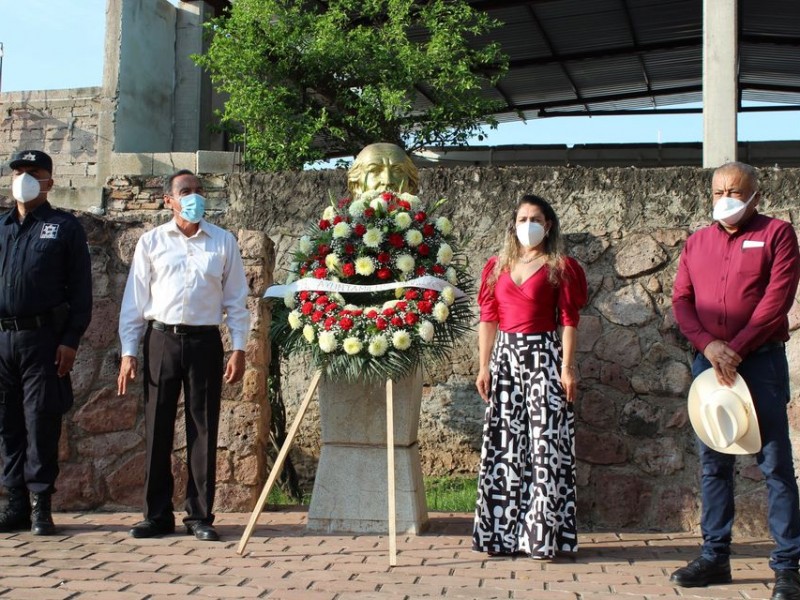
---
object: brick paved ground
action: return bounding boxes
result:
[0,509,780,599]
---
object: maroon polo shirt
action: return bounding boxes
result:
[672,212,800,358]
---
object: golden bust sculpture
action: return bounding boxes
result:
[347,143,419,197]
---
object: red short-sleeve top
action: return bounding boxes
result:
[477,256,588,333]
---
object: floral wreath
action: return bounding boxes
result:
[267,190,473,383]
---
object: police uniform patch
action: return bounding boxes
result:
[40,223,60,239]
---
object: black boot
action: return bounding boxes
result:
[0,487,31,532]
[30,492,56,536]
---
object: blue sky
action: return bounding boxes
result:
[1,0,798,147]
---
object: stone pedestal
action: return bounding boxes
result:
[307,369,429,534]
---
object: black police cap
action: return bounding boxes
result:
[9,150,53,173]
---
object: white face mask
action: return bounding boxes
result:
[11,172,45,203]
[515,222,546,248]
[712,190,756,226]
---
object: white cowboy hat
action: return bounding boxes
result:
[687,368,761,455]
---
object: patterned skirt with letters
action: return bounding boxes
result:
[472,330,578,558]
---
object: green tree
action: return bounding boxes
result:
[194,0,508,170]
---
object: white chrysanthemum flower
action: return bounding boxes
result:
[359,190,381,202]
[433,302,450,323]
[399,193,421,209]
[283,291,296,309]
[331,292,346,304]
[355,257,375,276]
[395,254,415,273]
[418,320,435,343]
[435,216,453,235]
[392,330,412,350]
[394,212,412,229]
[325,253,341,270]
[319,331,337,353]
[442,286,456,306]
[348,200,367,218]
[332,221,351,239]
[363,228,383,248]
[343,337,363,355]
[303,325,315,343]
[288,310,302,330]
[405,229,423,247]
[298,235,313,254]
[369,197,389,214]
[446,267,458,285]
[322,206,337,221]
[286,272,298,284]
[368,335,389,357]
[344,304,360,311]
[437,243,453,265]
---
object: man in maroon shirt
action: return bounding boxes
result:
[671,161,800,600]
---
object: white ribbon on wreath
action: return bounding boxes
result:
[263,275,467,300]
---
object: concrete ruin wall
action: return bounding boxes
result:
[220,164,800,535]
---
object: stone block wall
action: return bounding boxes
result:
[0,178,273,512]
[220,165,800,535]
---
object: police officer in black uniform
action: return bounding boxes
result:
[0,150,92,535]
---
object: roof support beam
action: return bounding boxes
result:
[703,0,738,167]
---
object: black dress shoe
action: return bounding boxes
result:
[772,570,800,600]
[670,556,732,587]
[129,519,175,539]
[186,522,220,541]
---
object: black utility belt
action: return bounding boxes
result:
[149,321,219,335]
[752,341,785,355]
[0,314,50,332]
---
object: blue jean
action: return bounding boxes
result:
[694,347,800,571]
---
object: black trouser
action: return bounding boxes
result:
[0,328,72,493]
[143,325,224,526]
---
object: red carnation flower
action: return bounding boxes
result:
[381,192,394,201]
[344,243,356,254]
[395,301,408,311]
[353,223,367,236]
[299,291,310,301]
[415,266,427,276]
[377,252,391,264]
[417,300,433,314]
[338,197,351,208]
[405,290,420,300]
[377,267,392,280]
[414,211,427,223]
[418,243,430,257]
[364,207,375,218]
[423,289,438,301]
[299,267,308,276]
[301,302,314,315]
[319,219,331,230]
[314,267,328,279]
[398,200,411,210]
[351,309,363,316]
[375,318,388,331]
[315,295,329,305]
[312,311,324,323]
[432,264,446,275]
[391,316,403,327]
[423,223,435,237]
[317,244,331,256]
[340,317,354,331]
[325,302,338,313]
[366,309,379,319]
[333,215,343,225]
[342,263,355,277]
[388,233,404,248]
[382,307,396,317]
[324,317,336,330]
[404,312,419,325]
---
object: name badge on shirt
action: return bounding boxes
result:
[742,240,764,249]
[40,223,60,239]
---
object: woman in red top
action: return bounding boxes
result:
[473,194,587,559]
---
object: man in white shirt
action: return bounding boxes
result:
[117,169,250,542]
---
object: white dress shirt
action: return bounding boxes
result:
[119,219,250,357]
